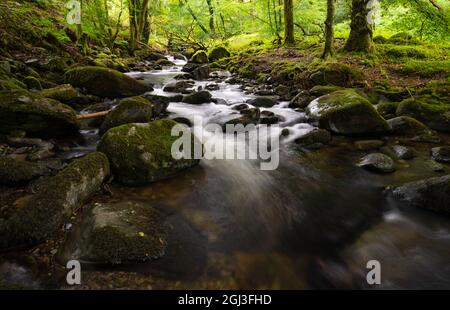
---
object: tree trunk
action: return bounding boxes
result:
[322,0,335,59]
[344,0,373,52]
[206,0,215,35]
[284,0,294,45]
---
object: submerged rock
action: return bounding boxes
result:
[295,128,331,147]
[0,90,79,138]
[396,98,450,132]
[0,157,50,185]
[354,140,384,151]
[382,145,416,160]
[356,153,395,173]
[99,96,154,135]
[182,91,212,105]
[39,84,78,104]
[97,120,201,185]
[64,66,151,98]
[306,90,390,136]
[431,146,450,163]
[68,201,167,265]
[390,175,450,215]
[0,152,110,250]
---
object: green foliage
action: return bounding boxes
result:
[398,60,450,77]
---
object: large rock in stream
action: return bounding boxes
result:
[396,98,450,132]
[0,90,79,137]
[66,201,167,265]
[390,175,450,215]
[306,90,390,135]
[0,152,110,250]
[64,66,152,98]
[98,119,201,185]
[99,96,154,135]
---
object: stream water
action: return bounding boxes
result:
[68,57,450,289]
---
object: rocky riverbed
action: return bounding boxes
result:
[1,48,450,289]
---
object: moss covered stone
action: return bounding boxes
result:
[386,116,429,136]
[97,119,201,185]
[208,47,230,62]
[39,84,78,104]
[396,97,450,132]
[99,96,154,135]
[0,157,49,186]
[64,66,151,98]
[0,90,79,137]
[22,76,42,90]
[0,152,110,250]
[190,50,209,64]
[309,63,364,87]
[70,201,167,265]
[309,85,345,97]
[306,90,390,135]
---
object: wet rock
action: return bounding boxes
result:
[306,90,390,136]
[143,94,182,114]
[208,47,230,62]
[192,65,210,80]
[39,84,78,104]
[182,91,212,105]
[354,140,384,151]
[64,66,152,98]
[68,202,167,265]
[382,145,417,160]
[22,76,42,91]
[387,116,429,136]
[143,52,166,62]
[424,160,445,172]
[411,132,441,144]
[289,91,313,109]
[274,85,292,101]
[0,90,79,138]
[100,96,154,135]
[0,152,110,250]
[295,128,331,147]
[205,83,220,91]
[212,98,227,105]
[390,175,450,215]
[259,110,279,125]
[309,85,344,97]
[190,50,209,64]
[246,96,277,108]
[0,157,50,186]
[154,58,175,67]
[356,153,395,173]
[163,80,194,93]
[396,98,450,132]
[232,103,249,111]
[431,146,450,164]
[98,120,201,185]
[172,117,192,127]
[6,136,55,161]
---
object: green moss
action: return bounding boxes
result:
[310,62,365,87]
[0,90,79,137]
[22,76,42,90]
[99,96,154,135]
[0,152,110,250]
[154,58,175,66]
[388,32,420,45]
[98,119,200,185]
[0,157,48,185]
[208,46,231,62]
[64,66,151,98]
[190,50,209,64]
[40,84,78,103]
[376,101,399,118]
[383,45,429,59]
[398,60,450,77]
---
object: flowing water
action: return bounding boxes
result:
[63,57,450,289]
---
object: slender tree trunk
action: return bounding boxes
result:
[344,0,374,52]
[206,0,215,35]
[322,0,335,59]
[284,0,294,45]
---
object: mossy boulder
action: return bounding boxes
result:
[22,76,42,91]
[64,66,152,98]
[309,63,364,87]
[0,90,79,138]
[67,201,167,265]
[100,96,154,135]
[97,120,201,185]
[396,98,450,132]
[0,152,110,250]
[39,84,78,104]
[189,50,209,64]
[208,46,230,62]
[390,175,450,215]
[309,85,344,97]
[0,157,50,186]
[386,116,429,136]
[376,101,399,119]
[306,90,390,135]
